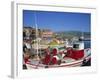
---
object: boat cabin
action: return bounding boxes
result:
[73,41,84,50]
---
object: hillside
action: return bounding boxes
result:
[55,31,90,39]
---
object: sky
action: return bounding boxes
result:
[23,10,91,32]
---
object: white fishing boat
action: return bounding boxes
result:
[25,41,91,69]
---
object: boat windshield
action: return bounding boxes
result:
[73,44,79,49]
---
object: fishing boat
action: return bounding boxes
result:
[25,41,91,69]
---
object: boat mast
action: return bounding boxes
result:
[80,30,84,49]
[82,31,84,40]
[34,11,39,57]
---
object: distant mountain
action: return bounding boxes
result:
[55,31,90,39]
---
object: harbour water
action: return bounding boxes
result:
[84,40,91,49]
